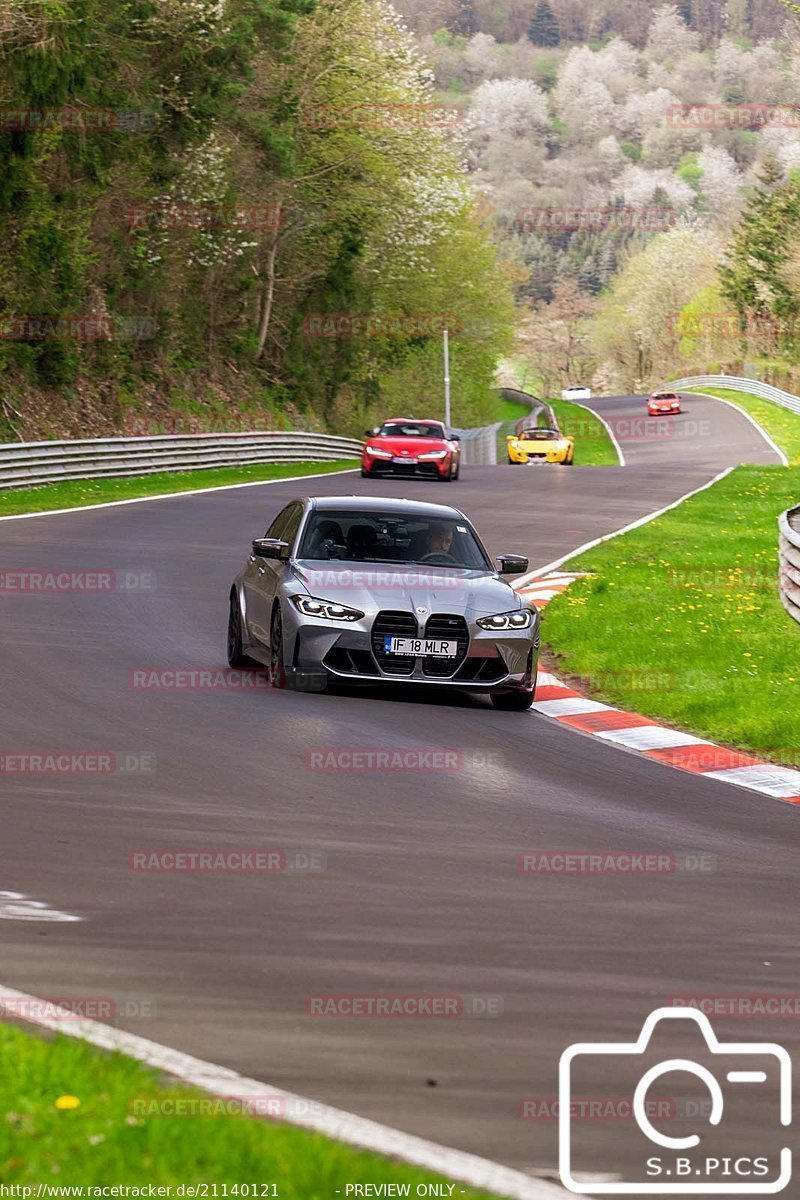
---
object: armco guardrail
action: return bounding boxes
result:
[453,423,502,466]
[666,375,800,416]
[779,506,800,626]
[0,431,365,490]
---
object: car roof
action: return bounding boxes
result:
[383,417,445,426]
[308,495,466,520]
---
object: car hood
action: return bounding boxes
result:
[367,437,448,455]
[291,562,523,618]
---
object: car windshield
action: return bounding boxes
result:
[376,423,445,438]
[298,510,491,569]
[520,428,560,440]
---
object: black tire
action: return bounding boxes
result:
[360,468,370,478]
[227,591,255,668]
[491,689,535,711]
[269,604,285,688]
[508,457,520,465]
[451,459,460,480]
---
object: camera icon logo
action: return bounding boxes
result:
[559,1007,791,1194]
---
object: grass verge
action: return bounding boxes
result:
[685,386,800,465]
[0,461,359,519]
[542,465,800,759]
[0,1022,498,1196]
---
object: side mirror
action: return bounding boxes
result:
[451,433,461,442]
[497,554,528,575]
[364,427,379,436]
[252,538,289,560]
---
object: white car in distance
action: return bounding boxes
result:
[561,385,592,402]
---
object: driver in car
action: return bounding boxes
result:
[425,523,454,556]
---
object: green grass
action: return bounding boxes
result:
[685,386,800,465]
[543,466,800,759]
[0,461,359,518]
[0,1023,498,1196]
[548,399,619,466]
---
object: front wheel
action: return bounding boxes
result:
[270,605,286,688]
[491,689,535,712]
[227,592,255,668]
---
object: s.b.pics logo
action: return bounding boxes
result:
[559,1008,791,1194]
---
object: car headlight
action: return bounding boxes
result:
[292,595,365,621]
[418,449,447,461]
[510,439,521,449]
[365,446,392,459]
[476,609,534,631]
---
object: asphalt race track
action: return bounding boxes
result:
[0,392,794,1188]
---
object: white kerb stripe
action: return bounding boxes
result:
[704,766,800,798]
[533,698,613,717]
[0,984,569,1200]
[596,727,708,751]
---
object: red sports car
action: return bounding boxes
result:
[647,390,682,415]
[361,418,461,482]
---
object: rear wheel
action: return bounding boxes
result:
[491,688,535,711]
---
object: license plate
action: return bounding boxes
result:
[392,457,417,464]
[384,636,457,657]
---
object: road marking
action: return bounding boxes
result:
[681,390,789,467]
[515,467,734,584]
[563,400,625,466]
[0,468,360,524]
[0,983,569,1200]
[533,698,612,718]
[0,891,81,922]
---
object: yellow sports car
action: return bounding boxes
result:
[507,425,575,465]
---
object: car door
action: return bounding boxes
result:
[243,504,296,647]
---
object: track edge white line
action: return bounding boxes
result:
[0,984,569,1200]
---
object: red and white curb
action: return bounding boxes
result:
[517,572,586,610]
[0,984,568,1200]
[523,576,800,806]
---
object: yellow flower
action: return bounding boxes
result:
[55,1095,80,1111]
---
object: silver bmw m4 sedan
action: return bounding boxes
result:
[227,495,540,710]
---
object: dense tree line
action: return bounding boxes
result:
[0,0,513,440]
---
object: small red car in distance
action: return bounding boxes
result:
[647,390,682,415]
[361,417,461,482]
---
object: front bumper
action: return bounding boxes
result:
[648,404,680,415]
[363,458,449,479]
[509,447,570,464]
[286,608,539,691]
